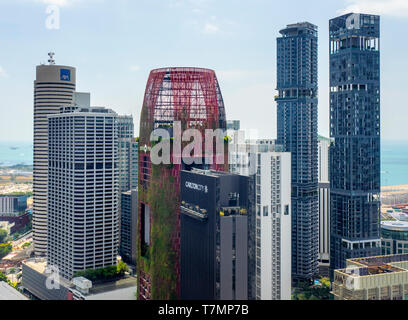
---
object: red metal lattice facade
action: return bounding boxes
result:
[138,67,227,299]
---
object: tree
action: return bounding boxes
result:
[0,272,7,282]
[0,243,12,259]
[0,229,7,243]
[117,260,129,275]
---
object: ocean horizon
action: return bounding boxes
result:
[0,140,407,186]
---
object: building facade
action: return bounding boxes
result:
[329,13,381,275]
[381,221,408,255]
[318,136,331,276]
[33,53,76,256]
[229,139,292,300]
[137,67,227,300]
[47,105,119,280]
[0,195,27,216]
[120,190,138,265]
[332,254,408,300]
[180,169,249,300]
[117,116,138,193]
[276,22,319,280]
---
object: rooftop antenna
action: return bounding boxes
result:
[48,52,55,65]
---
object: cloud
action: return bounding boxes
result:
[36,0,78,6]
[203,22,219,34]
[29,0,103,7]
[130,65,140,72]
[0,66,8,78]
[340,0,408,17]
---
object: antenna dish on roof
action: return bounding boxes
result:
[48,52,55,65]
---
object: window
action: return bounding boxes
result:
[284,205,289,216]
[263,206,268,217]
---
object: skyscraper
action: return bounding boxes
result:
[230,139,292,300]
[117,115,138,193]
[180,169,250,300]
[329,13,381,274]
[117,115,138,266]
[138,67,227,300]
[47,104,119,280]
[120,189,138,266]
[276,22,319,280]
[318,136,331,276]
[33,53,76,256]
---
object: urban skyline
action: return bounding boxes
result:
[2,0,408,305]
[1,0,408,143]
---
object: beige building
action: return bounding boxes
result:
[33,53,76,256]
[332,254,408,300]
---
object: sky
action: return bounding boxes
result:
[0,0,408,142]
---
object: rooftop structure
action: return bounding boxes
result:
[332,254,408,300]
[21,258,137,300]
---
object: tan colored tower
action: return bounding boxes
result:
[33,53,76,256]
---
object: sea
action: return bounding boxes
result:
[0,140,407,186]
[0,142,33,167]
[381,140,408,187]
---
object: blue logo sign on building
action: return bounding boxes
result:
[60,69,71,81]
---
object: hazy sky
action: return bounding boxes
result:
[0,0,407,142]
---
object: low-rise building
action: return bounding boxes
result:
[21,258,137,300]
[0,195,27,217]
[381,221,408,255]
[0,281,28,300]
[332,254,408,300]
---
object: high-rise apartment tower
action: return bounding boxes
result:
[329,13,381,274]
[276,22,319,280]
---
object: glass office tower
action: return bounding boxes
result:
[276,22,319,280]
[329,13,381,274]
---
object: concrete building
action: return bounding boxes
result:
[0,281,28,300]
[276,22,319,280]
[117,116,138,193]
[21,258,136,300]
[318,136,331,276]
[332,254,408,300]
[254,146,292,300]
[116,116,138,267]
[0,221,15,235]
[329,13,381,274]
[47,103,119,280]
[226,120,240,131]
[381,221,408,255]
[180,169,250,300]
[229,139,292,300]
[33,53,76,256]
[0,212,30,234]
[0,195,27,216]
[120,189,138,266]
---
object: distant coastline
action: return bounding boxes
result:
[0,142,33,167]
[0,140,406,186]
